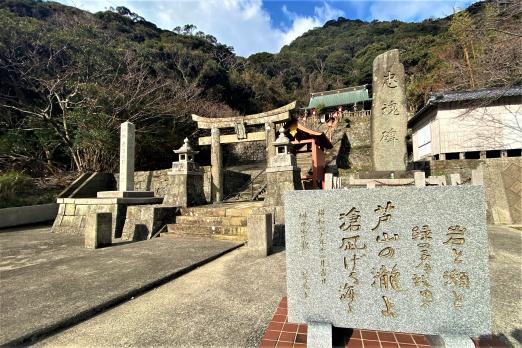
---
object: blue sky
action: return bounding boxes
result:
[58,0,476,57]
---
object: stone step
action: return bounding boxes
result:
[166,223,247,237]
[180,206,257,218]
[160,231,245,242]
[175,215,247,227]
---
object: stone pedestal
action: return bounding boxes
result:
[53,196,163,238]
[121,205,177,241]
[164,138,206,207]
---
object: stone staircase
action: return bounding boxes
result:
[160,201,265,241]
[224,168,267,202]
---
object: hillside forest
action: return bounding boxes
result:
[1,0,521,176]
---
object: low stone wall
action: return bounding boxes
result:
[131,166,260,203]
[428,157,521,224]
[132,169,171,197]
[0,203,58,229]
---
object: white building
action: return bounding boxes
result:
[408,86,522,162]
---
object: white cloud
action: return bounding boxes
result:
[368,0,470,22]
[279,2,345,46]
[59,0,345,57]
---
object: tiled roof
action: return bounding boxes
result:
[429,85,522,103]
[408,85,522,127]
[306,85,371,110]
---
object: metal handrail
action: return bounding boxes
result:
[223,168,267,201]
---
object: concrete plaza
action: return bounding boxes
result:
[0,224,520,347]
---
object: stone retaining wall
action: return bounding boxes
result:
[429,157,521,224]
[0,203,58,229]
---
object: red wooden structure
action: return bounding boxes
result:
[286,121,333,189]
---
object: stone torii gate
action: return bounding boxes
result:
[192,101,296,202]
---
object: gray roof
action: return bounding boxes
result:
[408,85,522,126]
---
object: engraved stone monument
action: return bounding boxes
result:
[285,186,491,348]
[371,49,408,171]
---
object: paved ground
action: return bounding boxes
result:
[488,225,522,347]
[36,247,287,348]
[32,225,521,348]
[1,224,520,347]
[0,224,242,346]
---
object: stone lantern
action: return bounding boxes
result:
[171,138,199,174]
[265,126,301,207]
[271,127,297,168]
[165,138,205,207]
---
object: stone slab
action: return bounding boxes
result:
[0,227,242,346]
[96,191,155,198]
[284,186,491,337]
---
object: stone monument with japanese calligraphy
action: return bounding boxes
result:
[371,49,408,171]
[285,186,491,348]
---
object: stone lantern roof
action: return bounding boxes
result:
[174,138,199,155]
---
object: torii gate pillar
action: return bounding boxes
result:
[211,127,223,202]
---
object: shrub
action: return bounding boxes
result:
[0,170,31,201]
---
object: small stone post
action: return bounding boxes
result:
[472,168,484,186]
[449,173,462,186]
[247,213,272,257]
[85,213,112,249]
[211,127,223,202]
[414,171,426,187]
[119,121,135,191]
[324,173,333,190]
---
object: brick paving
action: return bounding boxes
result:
[260,298,508,348]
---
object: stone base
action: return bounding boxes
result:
[121,205,178,241]
[265,167,301,206]
[96,191,154,198]
[52,196,163,238]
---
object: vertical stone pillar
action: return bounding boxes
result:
[371,49,407,171]
[119,121,135,191]
[211,127,223,202]
[266,122,276,167]
[459,152,466,159]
